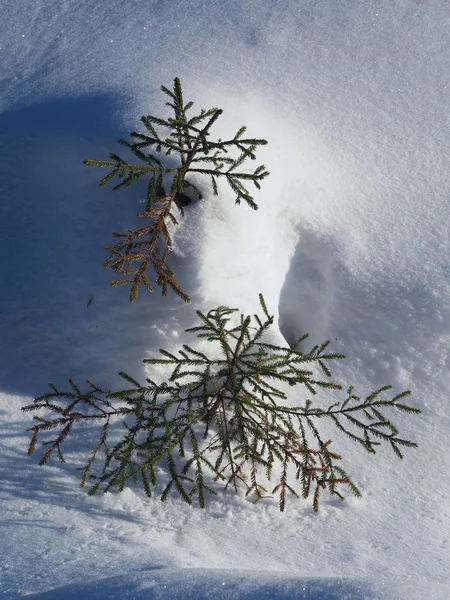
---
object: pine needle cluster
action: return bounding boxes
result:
[23,296,420,512]
[84,78,269,302]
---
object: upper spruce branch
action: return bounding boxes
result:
[23,295,420,512]
[84,77,269,302]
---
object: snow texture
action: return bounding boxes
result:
[1,1,449,598]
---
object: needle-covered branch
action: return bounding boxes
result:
[23,296,420,512]
[84,77,270,301]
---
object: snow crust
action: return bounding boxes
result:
[1,1,449,598]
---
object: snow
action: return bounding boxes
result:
[1,1,449,598]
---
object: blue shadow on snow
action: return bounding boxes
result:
[0,94,198,398]
[13,568,384,600]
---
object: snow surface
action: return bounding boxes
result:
[1,1,450,598]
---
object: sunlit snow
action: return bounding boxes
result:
[1,1,449,599]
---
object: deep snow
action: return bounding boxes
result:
[1,1,449,599]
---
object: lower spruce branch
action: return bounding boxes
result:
[23,295,420,512]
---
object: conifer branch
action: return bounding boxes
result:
[23,296,420,512]
[84,77,269,301]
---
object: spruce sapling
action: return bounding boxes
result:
[84,78,269,302]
